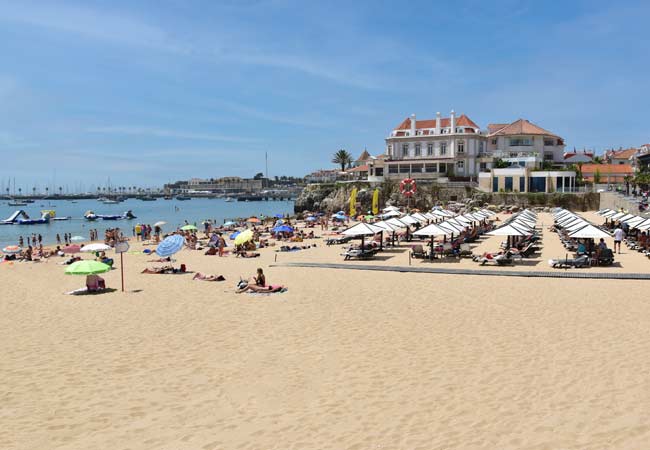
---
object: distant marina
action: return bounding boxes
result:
[0,197,294,247]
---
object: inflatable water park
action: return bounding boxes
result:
[1,209,136,225]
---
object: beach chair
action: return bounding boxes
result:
[549,255,589,268]
[410,244,427,259]
[342,248,376,260]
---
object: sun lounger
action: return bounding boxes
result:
[548,255,589,268]
[326,236,351,246]
[342,248,376,260]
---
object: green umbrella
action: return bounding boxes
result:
[180,224,198,231]
[65,260,112,275]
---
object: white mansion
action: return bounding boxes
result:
[365,110,566,182]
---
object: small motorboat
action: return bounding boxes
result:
[176,196,191,201]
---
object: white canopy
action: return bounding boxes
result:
[341,222,385,236]
[410,212,430,223]
[600,210,618,218]
[386,217,409,228]
[596,208,613,216]
[609,212,626,221]
[423,212,438,220]
[81,243,112,252]
[431,209,453,217]
[400,215,420,225]
[381,210,401,218]
[634,219,650,231]
[624,216,645,227]
[374,220,402,232]
[569,225,611,239]
[565,220,589,232]
[437,221,464,234]
[487,224,528,236]
[619,214,637,222]
[383,206,400,212]
[413,224,449,237]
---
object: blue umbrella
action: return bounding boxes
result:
[274,214,284,218]
[155,234,185,257]
[230,231,241,240]
[273,225,294,233]
[223,221,237,227]
[333,214,347,221]
[306,216,317,222]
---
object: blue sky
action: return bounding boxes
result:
[1,0,649,190]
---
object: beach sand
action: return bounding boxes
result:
[2,212,650,449]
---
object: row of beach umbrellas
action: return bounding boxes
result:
[554,209,610,238]
[596,208,650,231]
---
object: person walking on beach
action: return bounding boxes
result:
[613,224,624,254]
[56,234,61,245]
[18,236,24,247]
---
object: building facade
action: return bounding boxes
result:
[378,110,485,180]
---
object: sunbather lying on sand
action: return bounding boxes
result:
[141,264,187,274]
[236,251,260,258]
[193,273,225,281]
[235,268,286,293]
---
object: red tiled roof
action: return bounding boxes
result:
[487,119,559,138]
[347,165,369,173]
[608,148,637,159]
[580,164,634,175]
[487,123,509,134]
[394,113,479,131]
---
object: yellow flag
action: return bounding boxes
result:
[372,189,379,215]
[349,187,357,217]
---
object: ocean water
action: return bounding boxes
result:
[0,198,294,247]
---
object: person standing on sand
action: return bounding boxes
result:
[19,236,24,247]
[613,225,624,254]
[218,233,225,257]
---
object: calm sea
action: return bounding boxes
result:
[0,198,294,247]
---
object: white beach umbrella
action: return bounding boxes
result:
[400,215,420,225]
[569,225,611,239]
[341,222,384,236]
[619,214,637,223]
[386,217,409,228]
[383,206,400,212]
[565,221,589,232]
[600,210,617,218]
[487,225,528,236]
[423,212,437,220]
[596,208,613,216]
[80,243,112,253]
[438,221,465,233]
[634,219,650,231]
[445,218,468,229]
[609,212,626,221]
[374,220,401,232]
[410,212,429,223]
[381,210,401,218]
[623,216,645,226]
[154,221,167,227]
[413,224,449,237]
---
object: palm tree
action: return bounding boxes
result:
[623,175,633,196]
[32,187,36,197]
[59,186,63,196]
[18,187,22,197]
[45,187,49,197]
[332,149,353,172]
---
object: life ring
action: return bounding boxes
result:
[400,178,417,197]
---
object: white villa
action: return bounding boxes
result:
[362,110,574,193]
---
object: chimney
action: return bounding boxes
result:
[450,110,456,134]
[410,114,416,136]
[435,112,441,134]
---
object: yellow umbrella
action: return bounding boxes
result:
[233,229,254,246]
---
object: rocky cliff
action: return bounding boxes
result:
[294,182,601,213]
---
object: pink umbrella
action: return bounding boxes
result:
[63,245,81,254]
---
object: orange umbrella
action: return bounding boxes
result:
[247,217,260,223]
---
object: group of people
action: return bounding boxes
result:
[19,234,43,247]
[133,223,159,241]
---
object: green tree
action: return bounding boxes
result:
[253,172,264,180]
[493,158,510,169]
[332,149,353,171]
[594,169,601,184]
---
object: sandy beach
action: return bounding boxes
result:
[3,211,650,449]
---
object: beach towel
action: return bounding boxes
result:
[247,287,288,296]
